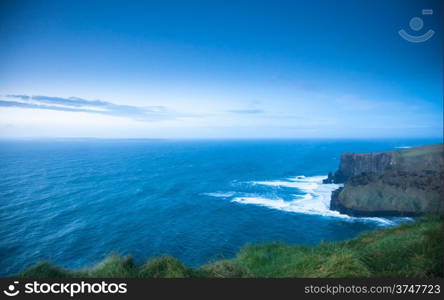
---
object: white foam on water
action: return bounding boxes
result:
[235,175,406,226]
[204,175,410,226]
[202,191,236,198]
[234,175,343,216]
[252,175,334,193]
[395,146,412,149]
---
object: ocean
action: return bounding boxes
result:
[0,138,440,276]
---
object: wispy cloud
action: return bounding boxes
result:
[228,109,264,114]
[1,95,172,121]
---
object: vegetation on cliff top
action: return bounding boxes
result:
[19,217,443,278]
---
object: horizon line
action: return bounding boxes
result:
[0,137,442,141]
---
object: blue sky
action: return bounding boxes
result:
[0,0,442,138]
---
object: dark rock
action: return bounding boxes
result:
[329,187,343,211]
[326,144,444,217]
[323,151,394,184]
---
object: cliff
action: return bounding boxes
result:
[323,152,393,184]
[327,144,443,217]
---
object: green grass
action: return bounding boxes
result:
[19,216,443,278]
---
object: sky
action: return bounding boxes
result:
[0,0,442,139]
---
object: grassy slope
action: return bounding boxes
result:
[392,144,443,173]
[19,217,443,278]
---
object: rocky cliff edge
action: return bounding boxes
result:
[325,144,443,217]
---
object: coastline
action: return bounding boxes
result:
[2,140,442,278]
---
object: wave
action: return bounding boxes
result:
[202,191,236,198]
[251,175,337,193]
[234,176,341,216]
[395,146,412,149]
[207,175,407,226]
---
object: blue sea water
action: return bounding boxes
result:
[0,138,440,276]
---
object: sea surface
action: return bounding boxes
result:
[0,138,440,276]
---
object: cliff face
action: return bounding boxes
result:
[327,144,443,217]
[323,152,393,183]
[324,152,393,183]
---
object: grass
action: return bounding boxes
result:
[19,216,443,278]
